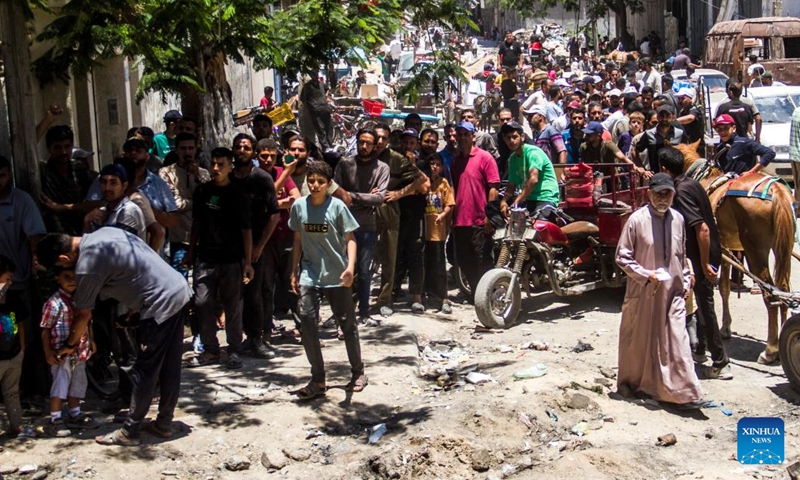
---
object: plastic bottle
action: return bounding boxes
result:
[512,363,548,380]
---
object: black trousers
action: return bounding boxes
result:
[453,226,494,300]
[311,110,334,150]
[243,254,266,342]
[690,258,729,368]
[394,216,425,296]
[263,239,298,333]
[122,306,186,438]
[424,241,448,303]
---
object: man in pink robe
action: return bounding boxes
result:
[615,173,709,409]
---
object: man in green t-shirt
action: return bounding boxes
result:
[500,122,560,218]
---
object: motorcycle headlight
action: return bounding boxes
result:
[509,208,528,241]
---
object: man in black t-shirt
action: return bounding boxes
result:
[659,147,731,381]
[675,88,704,145]
[231,134,280,358]
[187,147,253,370]
[497,31,524,70]
[716,82,753,139]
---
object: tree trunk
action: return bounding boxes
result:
[188,50,236,156]
[0,0,40,196]
[607,0,633,50]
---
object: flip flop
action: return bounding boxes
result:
[346,374,368,393]
[296,382,327,401]
[95,429,140,446]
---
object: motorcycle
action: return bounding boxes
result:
[474,166,646,329]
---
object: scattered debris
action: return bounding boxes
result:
[656,433,677,447]
[161,471,178,477]
[594,377,613,387]
[545,409,559,422]
[571,422,589,436]
[306,429,325,439]
[512,363,548,380]
[566,392,592,409]
[281,447,311,462]
[471,448,492,472]
[498,344,514,353]
[602,416,615,423]
[787,460,800,480]
[465,372,493,385]
[599,367,617,379]
[721,409,733,416]
[560,438,593,452]
[261,450,288,470]
[19,465,38,474]
[368,423,387,444]
[518,412,538,430]
[31,471,48,480]
[224,456,251,471]
[573,340,594,353]
[519,341,549,351]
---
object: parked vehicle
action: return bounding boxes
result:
[670,68,729,93]
[704,17,800,86]
[473,166,646,329]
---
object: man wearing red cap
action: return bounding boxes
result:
[713,114,775,176]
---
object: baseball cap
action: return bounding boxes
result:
[524,105,547,117]
[606,88,622,97]
[500,121,525,134]
[163,109,182,123]
[676,87,696,100]
[657,104,676,115]
[581,121,604,136]
[99,163,128,183]
[593,76,604,84]
[555,78,571,88]
[567,100,583,111]
[581,76,594,85]
[455,121,476,133]
[123,136,148,151]
[649,173,675,193]
[401,128,418,138]
[714,114,735,126]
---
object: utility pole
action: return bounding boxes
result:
[0,0,40,197]
[775,0,782,17]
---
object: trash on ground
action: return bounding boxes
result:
[465,371,493,385]
[498,344,514,353]
[786,460,800,480]
[721,409,733,416]
[518,341,549,351]
[545,409,559,422]
[570,422,589,436]
[368,423,387,444]
[305,429,325,439]
[518,412,537,430]
[512,363,548,380]
[656,433,677,446]
[573,340,594,353]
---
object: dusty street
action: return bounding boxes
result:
[1,266,799,480]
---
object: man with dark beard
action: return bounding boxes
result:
[40,126,93,235]
[230,134,281,358]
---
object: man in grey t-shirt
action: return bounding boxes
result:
[37,227,191,446]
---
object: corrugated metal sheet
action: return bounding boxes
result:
[707,17,800,36]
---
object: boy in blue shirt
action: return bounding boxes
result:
[289,161,366,399]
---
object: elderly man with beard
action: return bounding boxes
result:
[86,137,179,232]
[615,173,710,409]
[231,134,281,359]
[334,129,389,322]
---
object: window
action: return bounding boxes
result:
[784,37,800,59]
[744,38,770,59]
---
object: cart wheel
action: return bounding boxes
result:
[779,313,800,393]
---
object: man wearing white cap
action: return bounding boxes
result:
[675,88,703,144]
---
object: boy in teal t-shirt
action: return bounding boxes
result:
[501,122,560,216]
[288,161,366,400]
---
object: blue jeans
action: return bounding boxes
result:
[354,231,377,317]
[169,242,189,279]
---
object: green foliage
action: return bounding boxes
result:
[396,47,466,104]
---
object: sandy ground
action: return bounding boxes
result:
[0,262,798,480]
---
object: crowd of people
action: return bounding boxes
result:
[0,27,787,444]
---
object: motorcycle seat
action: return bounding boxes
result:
[560,221,599,242]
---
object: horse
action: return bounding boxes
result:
[676,142,794,364]
[473,89,502,132]
[608,50,640,64]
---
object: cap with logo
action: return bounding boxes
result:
[714,114,736,126]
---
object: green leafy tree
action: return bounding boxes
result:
[31,0,405,152]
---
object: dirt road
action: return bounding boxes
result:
[1,268,798,480]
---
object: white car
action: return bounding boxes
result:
[710,85,800,182]
[671,68,729,93]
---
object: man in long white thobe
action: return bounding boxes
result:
[615,173,709,409]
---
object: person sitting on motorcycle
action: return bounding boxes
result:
[499,121,560,219]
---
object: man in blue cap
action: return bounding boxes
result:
[451,121,500,301]
[580,121,643,179]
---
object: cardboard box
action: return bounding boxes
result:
[360,84,379,99]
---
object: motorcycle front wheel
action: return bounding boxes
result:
[474,268,521,329]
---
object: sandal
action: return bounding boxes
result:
[346,373,368,393]
[95,429,140,446]
[144,421,173,439]
[296,382,327,401]
[185,353,220,368]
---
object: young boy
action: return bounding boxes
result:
[288,161,366,399]
[0,255,34,438]
[41,267,97,437]
[423,154,455,314]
